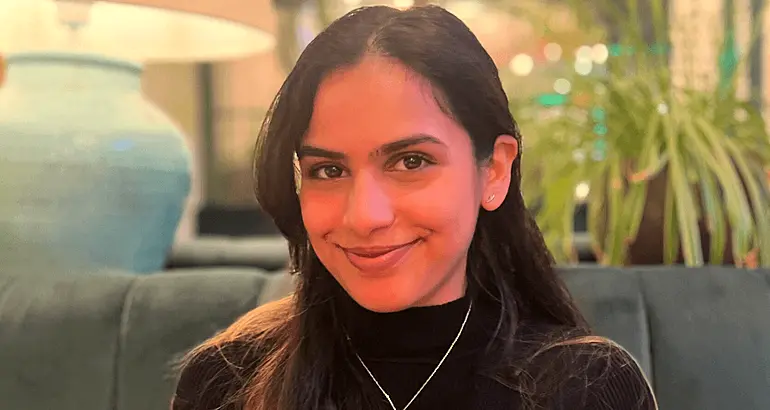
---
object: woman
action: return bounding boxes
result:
[173,5,656,410]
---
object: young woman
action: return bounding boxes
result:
[173,5,656,410]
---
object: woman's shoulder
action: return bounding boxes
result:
[171,297,294,410]
[511,324,657,409]
[550,337,656,409]
[171,341,259,410]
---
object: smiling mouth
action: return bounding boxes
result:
[338,239,421,273]
[341,239,420,257]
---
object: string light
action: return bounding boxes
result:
[574,59,592,75]
[591,44,609,64]
[544,43,562,62]
[575,45,592,61]
[554,78,571,94]
[393,0,414,9]
[509,53,534,76]
[575,182,590,201]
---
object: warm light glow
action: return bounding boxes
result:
[591,43,609,64]
[554,78,571,94]
[575,45,592,61]
[0,0,275,63]
[393,0,415,9]
[445,1,484,20]
[575,182,590,201]
[509,53,534,76]
[544,42,562,62]
[574,59,592,75]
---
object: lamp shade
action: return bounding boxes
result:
[0,0,275,63]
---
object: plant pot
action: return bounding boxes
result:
[626,171,743,266]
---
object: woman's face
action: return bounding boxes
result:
[298,56,513,312]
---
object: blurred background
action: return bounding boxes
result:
[2,0,769,268]
[133,0,770,267]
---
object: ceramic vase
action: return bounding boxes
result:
[0,52,191,274]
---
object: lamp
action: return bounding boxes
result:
[0,0,275,274]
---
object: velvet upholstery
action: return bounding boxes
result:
[563,266,770,410]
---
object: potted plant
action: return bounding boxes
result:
[513,0,770,267]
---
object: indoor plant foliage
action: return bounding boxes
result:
[516,0,770,267]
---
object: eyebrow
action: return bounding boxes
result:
[297,134,445,160]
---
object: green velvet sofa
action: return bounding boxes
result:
[1,260,768,409]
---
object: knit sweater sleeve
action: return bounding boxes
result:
[552,342,657,410]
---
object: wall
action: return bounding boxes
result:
[142,63,202,241]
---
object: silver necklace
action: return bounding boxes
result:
[350,301,473,410]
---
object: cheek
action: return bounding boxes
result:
[405,169,481,235]
[299,189,344,236]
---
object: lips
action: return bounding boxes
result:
[345,243,412,257]
[340,239,420,273]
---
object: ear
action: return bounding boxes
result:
[481,135,518,211]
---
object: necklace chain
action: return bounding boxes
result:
[351,301,473,410]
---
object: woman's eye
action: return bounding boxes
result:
[392,154,433,171]
[310,165,347,180]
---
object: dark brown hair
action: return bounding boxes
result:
[180,5,634,410]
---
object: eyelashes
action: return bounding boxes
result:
[306,152,437,181]
[387,153,436,172]
[308,164,347,180]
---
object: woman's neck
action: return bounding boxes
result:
[334,289,499,360]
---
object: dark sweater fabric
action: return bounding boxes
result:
[173,293,656,410]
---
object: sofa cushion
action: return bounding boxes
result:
[1,266,768,410]
[561,267,652,378]
[0,271,133,410]
[0,269,282,410]
[115,270,279,410]
[638,266,770,410]
[563,266,770,410]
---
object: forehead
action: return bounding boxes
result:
[304,56,464,149]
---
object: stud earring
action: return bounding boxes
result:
[485,194,495,203]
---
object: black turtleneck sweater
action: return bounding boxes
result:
[173,294,656,409]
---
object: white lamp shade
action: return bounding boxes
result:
[0,0,275,63]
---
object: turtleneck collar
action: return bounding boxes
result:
[334,289,501,360]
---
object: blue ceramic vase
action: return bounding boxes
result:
[0,52,191,274]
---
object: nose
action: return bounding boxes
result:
[343,172,394,236]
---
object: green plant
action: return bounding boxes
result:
[515,0,770,266]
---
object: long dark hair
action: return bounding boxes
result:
[188,5,591,410]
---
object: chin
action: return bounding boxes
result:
[354,299,412,313]
[354,297,413,313]
[342,277,419,313]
